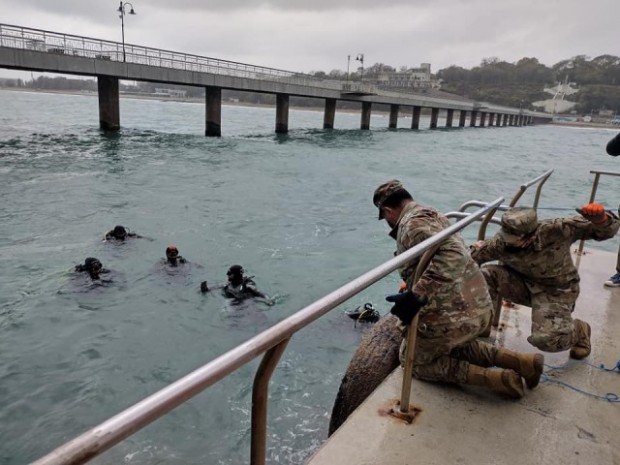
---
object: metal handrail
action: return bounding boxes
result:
[32,197,503,465]
[445,211,502,226]
[457,201,511,213]
[576,169,620,256]
[477,169,554,240]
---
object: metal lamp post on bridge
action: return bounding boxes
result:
[356,53,364,82]
[118,1,136,62]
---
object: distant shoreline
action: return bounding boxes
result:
[0,86,391,116]
[4,87,617,128]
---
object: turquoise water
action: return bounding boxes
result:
[0,90,619,465]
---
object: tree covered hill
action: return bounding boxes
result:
[436,55,620,113]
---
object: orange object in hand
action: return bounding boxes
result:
[578,203,607,224]
[398,282,408,293]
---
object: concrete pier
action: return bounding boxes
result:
[502,114,508,126]
[430,108,439,129]
[488,113,495,126]
[361,102,372,130]
[480,112,487,127]
[470,111,478,127]
[458,110,467,127]
[445,109,454,128]
[0,24,552,138]
[276,94,289,134]
[97,76,120,131]
[205,86,222,137]
[389,104,399,129]
[411,106,421,130]
[323,98,336,129]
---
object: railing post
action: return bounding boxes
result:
[250,339,290,465]
[400,245,441,413]
[577,172,601,256]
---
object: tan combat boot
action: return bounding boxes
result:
[570,319,591,360]
[494,348,544,389]
[466,365,524,399]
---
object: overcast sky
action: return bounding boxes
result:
[1,0,617,76]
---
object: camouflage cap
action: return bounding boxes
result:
[498,207,538,243]
[373,180,404,219]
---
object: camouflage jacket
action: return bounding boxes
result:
[471,214,620,292]
[390,201,493,327]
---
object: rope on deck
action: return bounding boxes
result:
[540,359,620,403]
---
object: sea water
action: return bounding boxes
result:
[0,90,619,464]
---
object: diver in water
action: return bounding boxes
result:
[163,245,187,267]
[75,257,109,280]
[104,225,142,241]
[221,265,274,305]
[345,302,381,324]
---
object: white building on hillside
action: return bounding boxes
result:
[377,63,432,89]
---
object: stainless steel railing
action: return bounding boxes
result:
[32,198,503,465]
[454,169,554,241]
[576,169,620,256]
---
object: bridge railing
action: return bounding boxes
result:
[0,23,344,90]
[31,199,504,465]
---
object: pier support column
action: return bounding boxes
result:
[458,110,467,127]
[205,86,222,137]
[488,113,495,126]
[445,109,454,128]
[411,106,421,130]
[430,108,439,129]
[480,112,487,127]
[323,98,336,129]
[496,114,502,126]
[361,102,372,130]
[509,115,515,126]
[470,110,478,127]
[97,76,120,131]
[389,104,399,129]
[502,114,508,126]
[276,94,289,134]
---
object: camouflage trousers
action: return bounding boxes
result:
[481,264,579,352]
[399,313,497,384]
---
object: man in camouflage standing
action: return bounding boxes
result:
[373,180,544,399]
[471,204,620,359]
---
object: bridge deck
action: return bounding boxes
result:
[307,247,620,465]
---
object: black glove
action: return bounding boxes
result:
[200,281,209,293]
[385,291,428,326]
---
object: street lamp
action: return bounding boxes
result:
[118,1,136,62]
[346,55,351,82]
[356,53,364,82]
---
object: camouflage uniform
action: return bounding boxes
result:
[471,207,620,352]
[375,181,499,384]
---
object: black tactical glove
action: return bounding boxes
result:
[385,291,428,326]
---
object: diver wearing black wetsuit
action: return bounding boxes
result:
[104,225,141,241]
[219,265,273,305]
[163,245,187,267]
[75,257,109,280]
